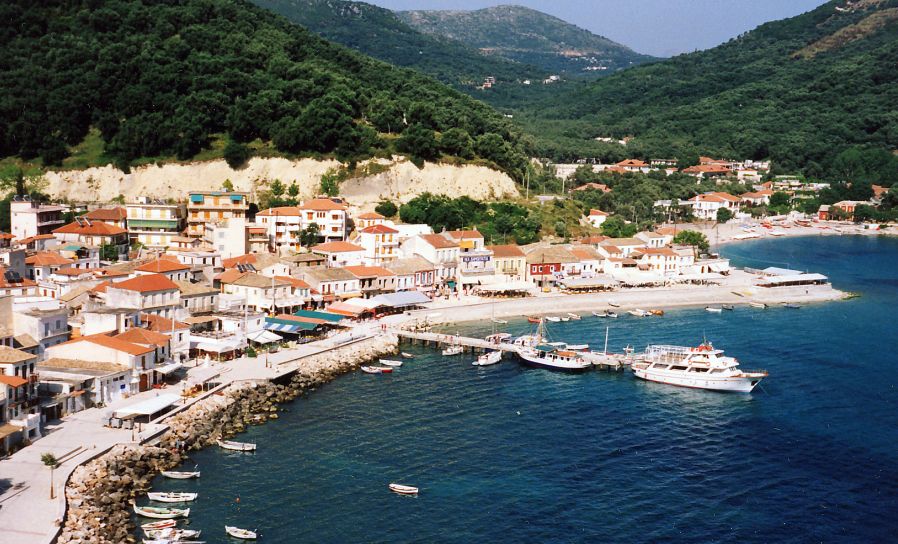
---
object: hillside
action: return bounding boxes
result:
[0,0,527,180]
[249,0,545,86]
[397,5,657,76]
[530,0,898,179]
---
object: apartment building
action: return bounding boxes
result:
[186,191,249,239]
[126,198,186,248]
[10,196,66,240]
[299,198,348,243]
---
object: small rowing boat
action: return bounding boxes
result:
[705,307,723,313]
[566,313,581,320]
[217,440,256,452]
[379,359,403,367]
[749,301,768,309]
[225,526,258,540]
[141,520,178,531]
[628,309,650,317]
[134,505,190,519]
[400,352,415,359]
[160,470,200,480]
[389,483,419,495]
[783,303,801,309]
[147,492,198,503]
[473,350,502,366]
[649,309,664,316]
[566,344,589,351]
[608,301,621,308]
[361,365,393,374]
[527,316,541,323]
[592,310,608,318]
[491,318,509,324]
[442,345,464,356]
[545,316,561,322]
[721,305,734,311]
[143,528,202,540]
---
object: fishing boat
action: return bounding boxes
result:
[361,365,393,374]
[608,301,621,308]
[631,342,768,393]
[705,307,723,313]
[144,540,206,544]
[485,332,512,343]
[225,526,258,540]
[749,302,768,309]
[473,350,503,366]
[141,520,178,531]
[783,303,801,309]
[721,305,735,311]
[649,309,664,316]
[160,470,200,480]
[491,318,509,325]
[566,313,581,320]
[389,483,419,495]
[527,316,541,324]
[143,528,202,540]
[217,440,256,452]
[518,345,591,373]
[545,316,561,322]
[400,352,415,359]
[134,505,190,519]
[606,311,618,318]
[147,492,198,503]
[379,359,403,367]
[628,309,650,317]
[592,310,608,318]
[441,345,464,356]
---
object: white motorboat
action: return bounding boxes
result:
[144,528,202,540]
[566,344,589,351]
[631,342,768,393]
[225,526,258,540]
[379,359,403,367]
[566,313,581,320]
[160,471,200,480]
[592,310,608,317]
[141,520,178,531]
[606,311,619,318]
[628,309,650,317]
[491,318,508,325]
[442,345,464,356]
[144,540,206,544]
[361,365,393,374]
[705,307,723,313]
[545,316,561,322]
[389,483,419,495]
[473,350,502,366]
[518,345,591,373]
[217,440,256,452]
[147,492,198,503]
[134,505,190,519]
[400,352,415,359]
[560,316,570,322]
[749,302,768,309]
[485,332,512,343]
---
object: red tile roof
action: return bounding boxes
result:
[84,207,127,221]
[360,224,398,234]
[0,233,14,240]
[589,209,609,216]
[572,182,611,193]
[343,265,395,278]
[0,375,28,388]
[311,241,364,253]
[222,254,256,268]
[114,328,170,346]
[300,198,347,211]
[274,276,311,289]
[690,192,741,203]
[110,274,178,293]
[256,206,301,216]
[616,159,648,167]
[25,252,74,266]
[357,212,385,220]
[214,268,247,284]
[0,266,37,288]
[53,220,126,236]
[445,229,483,240]
[419,234,457,249]
[135,259,190,273]
[141,313,190,332]
[487,244,525,258]
[59,333,155,356]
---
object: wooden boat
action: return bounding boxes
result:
[783,303,801,309]
[141,520,178,531]
[361,365,393,374]
[144,528,202,540]
[441,345,464,356]
[566,313,581,320]
[749,302,768,309]
[491,318,508,325]
[389,483,419,495]
[160,470,200,480]
[592,310,608,318]
[473,350,502,366]
[705,307,723,313]
[527,316,541,324]
[721,305,735,311]
[628,309,650,317]
[147,492,198,503]
[225,526,258,540]
[608,301,621,308]
[134,505,190,519]
[606,311,619,319]
[545,316,561,322]
[649,309,664,316]
[379,359,403,367]
[400,352,415,359]
[217,440,256,452]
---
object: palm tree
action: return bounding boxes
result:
[41,452,58,499]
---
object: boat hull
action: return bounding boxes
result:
[632,368,763,392]
[147,493,198,503]
[518,353,591,373]
[160,471,200,479]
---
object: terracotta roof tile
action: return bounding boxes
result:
[135,259,190,273]
[53,220,127,236]
[110,274,178,293]
[311,241,364,253]
[83,207,127,221]
[300,198,347,211]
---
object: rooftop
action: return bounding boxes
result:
[110,274,179,293]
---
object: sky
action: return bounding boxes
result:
[368,0,828,57]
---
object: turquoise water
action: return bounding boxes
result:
[144,236,898,543]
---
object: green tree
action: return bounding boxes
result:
[600,215,637,238]
[223,140,250,169]
[554,220,568,238]
[100,243,119,262]
[299,223,321,247]
[222,179,234,192]
[41,452,58,499]
[320,170,340,197]
[716,208,734,223]
[673,230,710,256]
[270,179,285,198]
[375,200,398,218]
[439,128,474,159]
[287,182,300,199]
[397,123,439,163]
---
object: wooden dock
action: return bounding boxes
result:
[394,330,626,371]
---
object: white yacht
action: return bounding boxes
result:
[631,342,767,392]
[518,345,591,373]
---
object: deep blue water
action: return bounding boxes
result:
[144,236,898,543]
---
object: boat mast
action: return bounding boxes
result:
[603,326,609,355]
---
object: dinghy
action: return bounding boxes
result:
[361,366,393,374]
[527,316,541,323]
[628,309,650,317]
[400,352,415,359]
[721,305,734,311]
[379,359,403,367]
[749,302,768,309]
[143,528,201,540]
[134,505,190,519]
[147,492,198,503]
[441,345,464,356]
[473,351,502,366]
[160,470,200,480]
[491,318,509,325]
[783,303,801,309]
[225,526,258,540]
[705,307,723,313]
[389,483,419,495]
[217,440,256,452]
[545,316,561,322]
[566,313,581,320]
[592,310,608,318]
[141,520,178,531]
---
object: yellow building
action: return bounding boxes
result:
[186,191,249,239]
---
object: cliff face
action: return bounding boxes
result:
[42,157,519,210]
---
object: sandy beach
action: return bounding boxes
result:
[671,219,898,248]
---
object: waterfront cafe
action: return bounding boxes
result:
[473,280,534,298]
[557,276,618,293]
[111,393,180,425]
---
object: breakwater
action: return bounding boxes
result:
[56,333,398,543]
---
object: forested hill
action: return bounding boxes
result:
[0,0,528,179]
[250,0,544,86]
[397,5,657,76]
[533,0,898,179]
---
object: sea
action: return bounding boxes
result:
[141,235,898,543]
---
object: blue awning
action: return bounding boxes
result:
[190,194,204,203]
[292,310,345,323]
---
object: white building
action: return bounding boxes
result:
[357,224,399,265]
[104,274,181,319]
[688,192,742,220]
[299,198,348,243]
[586,209,609,228]
[311,241,366,268]
[10,197,66,241]
[255,206,302,253]
[400,234,459,282]
[126,198,186,249]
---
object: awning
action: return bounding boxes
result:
[0,423,20,440]
[184,315,219,324]
[558,277,617,289]
[709,262,731,272]
[248,330,283,344]
[370,291,432,308]
[758,273,828,286]
[188,367,221,385]
[293,310,345,323]
[265,317,319,332]
[326,301,368,316]
[154,362,184,375]
[115,394,180,417]
[195,340,242,353]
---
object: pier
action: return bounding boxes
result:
[394,329,627,371]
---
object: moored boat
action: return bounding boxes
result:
[705,307,723,313]
[749,301,768,309]
[721,305,734,311]
[545,316,561,322]
[631,342,767,393]
[628,309,650,317]
[389,483,419,495]
[144,528,202,540]
[225,525,258,540]
[442,345,464,356]
[649,309,664,316]
[379,359,403,367]
[527,316,541,323]
[566,313,581,320]
[141,520,178,531]
[473,350,502,366]
[160,470,200,480]
[134,505,190,519]
[147,492,198,503]
[361,365,393,374]
[592,310,608,318]
[485,332,512,343]
[518,345,591,373]
[491,318,509,325]
[217,440,256,452]
[606,311,618,318]
[783,303,801,309]
[400,352,415,359]
[565,344,589,351]
[608,301,621,308]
